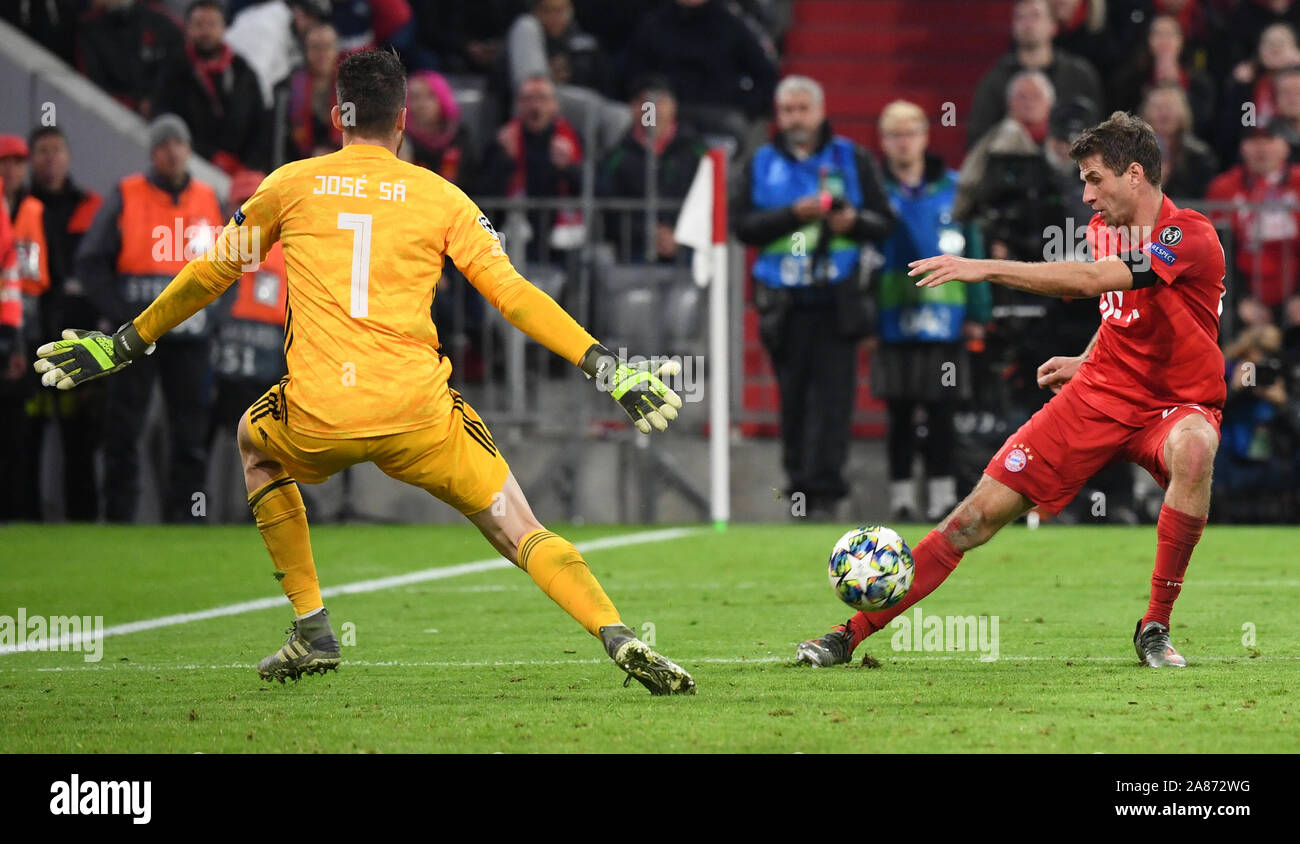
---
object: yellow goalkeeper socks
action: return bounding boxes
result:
[517,529,622,636]
[247,476,322,616]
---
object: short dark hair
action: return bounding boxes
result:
[335,49,407,138]
[28,125,67,149]
[186,0,225,20]
[1069,110,1162,186]
[629,73,675,103]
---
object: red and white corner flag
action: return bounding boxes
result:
[672,148,730,526]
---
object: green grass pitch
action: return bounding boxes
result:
[1,522,1296,753]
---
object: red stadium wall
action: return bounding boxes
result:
[782,0,1015,166]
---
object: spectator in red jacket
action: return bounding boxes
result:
[76,0,186,116]
[286,22,343,159]
[478,75,585,257]
[154,0,270,174]
[1206,118,1300,316]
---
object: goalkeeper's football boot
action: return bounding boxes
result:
[1133,619,1187,668]
[795,619,854,667]
[598,624,696,695]
[257,608,342,683]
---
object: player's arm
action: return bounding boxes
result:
[908,253,1149,298]
[35,175,281,390]
[445,197,681,432]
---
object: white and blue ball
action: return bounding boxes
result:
[827,526,915,612]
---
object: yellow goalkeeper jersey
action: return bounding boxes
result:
[135,143,596,438]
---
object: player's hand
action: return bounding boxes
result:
[908,255,985,287]
[580,343,683,433]
[1036,354,1083,394]
[32,324,154,390]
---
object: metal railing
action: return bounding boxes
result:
[439,195,720,522]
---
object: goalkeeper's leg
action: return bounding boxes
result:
[466,472,695,695]
[237,412,340,681]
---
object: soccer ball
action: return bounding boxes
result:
[827,526,915,612]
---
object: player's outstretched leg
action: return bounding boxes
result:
[237,412,340,682]
[1135,414,1217,668]
[467,472,695,695]
[798,473,1031,666]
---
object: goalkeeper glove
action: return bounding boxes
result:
[580,343,683,433]
[33,323,155,390]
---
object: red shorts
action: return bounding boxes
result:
[984,385,1222,515]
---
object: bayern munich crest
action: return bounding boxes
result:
[1004,444,1033,473]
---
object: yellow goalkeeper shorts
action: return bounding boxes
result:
[244,380,509,515]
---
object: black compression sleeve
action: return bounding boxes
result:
[1119,251,1160,290]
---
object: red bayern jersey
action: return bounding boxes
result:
[1074,195,1226,426]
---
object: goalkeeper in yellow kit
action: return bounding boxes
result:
[32,50,694,695]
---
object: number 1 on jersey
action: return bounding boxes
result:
[338,212,372,318]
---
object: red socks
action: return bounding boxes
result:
[1143,504,1206,628]
[836,505,1204,653]
[847,529,964,651]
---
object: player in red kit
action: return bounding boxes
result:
[797,112,1225,669]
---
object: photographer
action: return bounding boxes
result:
[956,71,1076,417]
[1214,325,1300,519]
[732,74,896,521]
[956,70,1064,264]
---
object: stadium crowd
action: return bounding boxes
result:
[1,0,1298,523]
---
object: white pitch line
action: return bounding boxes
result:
[0,527,701,657]
[5,654,1298,673]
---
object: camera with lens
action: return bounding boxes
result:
[1255,357,1284,388]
